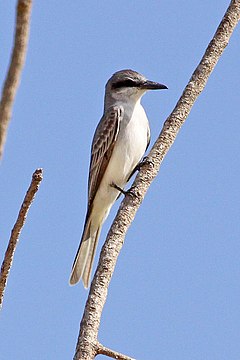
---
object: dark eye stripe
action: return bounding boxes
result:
[112,79,140,89]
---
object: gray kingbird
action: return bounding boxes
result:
[70,69,167,287]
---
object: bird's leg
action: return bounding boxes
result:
[111,182,126,194]
[110,182,136,198]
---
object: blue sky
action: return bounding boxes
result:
[0,1,240,359]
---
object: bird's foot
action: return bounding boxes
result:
[136,156,154,171]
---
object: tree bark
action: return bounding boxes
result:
[73,1,240,359]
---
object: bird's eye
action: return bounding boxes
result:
[112,79,138,89]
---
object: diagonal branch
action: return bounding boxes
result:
[0,0,32,160]
[73,1,240,359]
[0,168,43,310]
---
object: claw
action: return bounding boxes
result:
[137,156,154,170]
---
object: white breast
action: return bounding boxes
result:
[104,100,149,188]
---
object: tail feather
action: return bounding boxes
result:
[69,221,102,287]
[82,226,101,288]
[69,238,91,285]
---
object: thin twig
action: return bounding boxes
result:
[0,168,43,310]
[74,1,240,359]
[97,343,135,360]
[0,0,32,160]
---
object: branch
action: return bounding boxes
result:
[0,168,43,310]
[74,1,240,359]
[97,343,135,360]
[0,0,32,160]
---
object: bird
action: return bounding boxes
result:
[70,69,167,287]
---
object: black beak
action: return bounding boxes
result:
[140,80,168,90]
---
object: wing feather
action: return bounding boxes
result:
[87,106,123,208]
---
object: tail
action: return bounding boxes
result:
[69,220,102,288]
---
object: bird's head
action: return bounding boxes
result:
[105,69,167,104]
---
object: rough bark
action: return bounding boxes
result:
[0,169,43,310]
[74,1,240,359]
[0,0,32,160]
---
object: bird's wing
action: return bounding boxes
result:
[87,105,123,208]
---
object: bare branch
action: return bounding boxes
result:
[74,1,240,359]
[97,342,135,360]
[0,0,32,160]
[0,168,43,310]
